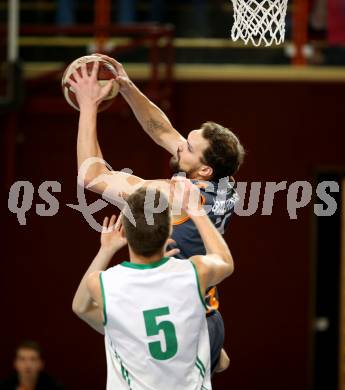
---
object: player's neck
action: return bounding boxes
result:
[188,172,213,182]
[129,249,166,265]
[19,375,38,390]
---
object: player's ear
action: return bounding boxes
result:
[199,165,213,179]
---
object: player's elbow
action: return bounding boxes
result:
[78,171,99,188]
[77,167,109,193]
[227,262,235,277]
[72,300,86,317]
[79,174,93,188]
[224,255,235,277]
[72,301,81,316]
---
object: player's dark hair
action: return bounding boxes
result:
[122,187,171,257]
[201,121,245,181]
[15,340,43,358]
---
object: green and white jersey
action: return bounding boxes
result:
[100,256,211,390]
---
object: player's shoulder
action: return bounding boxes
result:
[192,177,235,192]
[189,255,208,276]
[101,264,125,280]
[189,256,209,295]
[168,256,194,269]
[191,178,237,205]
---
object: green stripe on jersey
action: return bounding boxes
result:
[99,272,107,326]
[197,356,206,376]
[190,261,208,310]
[195,361,205,378]
[120,257,169,270]
[113,348,132,389]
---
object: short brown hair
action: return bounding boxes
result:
[15,340,42,358]
[201,121,245,181]
[122,187,171,257]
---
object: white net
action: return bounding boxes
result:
[231,0,288,46]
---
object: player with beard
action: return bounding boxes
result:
[68,55,245,374]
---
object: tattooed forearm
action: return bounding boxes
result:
[145,119,168,136]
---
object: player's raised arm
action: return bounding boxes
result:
[97,55,186,156]
[72,215,127,333]
[68,61,112,178]
[189,213,234,292]
[69,61,145,196]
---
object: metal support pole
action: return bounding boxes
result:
[292,0,308,65]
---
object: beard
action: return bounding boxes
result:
[169,155,182,174]
[169,155,197,178]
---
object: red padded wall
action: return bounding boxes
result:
[1,79,345,390]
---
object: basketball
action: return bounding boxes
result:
[61,55,120,112]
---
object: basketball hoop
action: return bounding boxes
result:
[231,0,288,46]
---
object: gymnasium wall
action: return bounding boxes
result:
[2,79,345,390]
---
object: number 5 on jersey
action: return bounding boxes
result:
[143,306,178,360]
